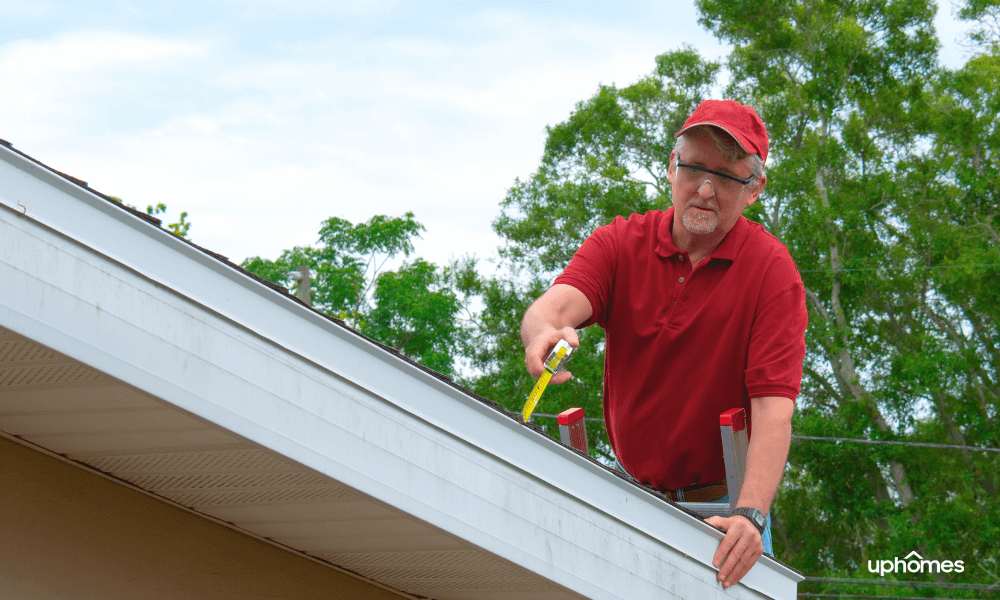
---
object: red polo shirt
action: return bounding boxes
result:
[554,207,807,490]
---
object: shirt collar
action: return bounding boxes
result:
[655,207,681,258]
[711,214,750,261]
[655,206,750,262]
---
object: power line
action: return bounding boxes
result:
[799,595,990,599]
[793,435,1000,454]
[799,263,1000,273]
[804,577,1000,591]
[531,413,999,453]
[531,413,604,422]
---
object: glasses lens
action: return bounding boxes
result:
[678,165,745,195]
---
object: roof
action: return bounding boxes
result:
[0,138,803,600]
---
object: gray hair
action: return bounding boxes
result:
[673,125,765,183]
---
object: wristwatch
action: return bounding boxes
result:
[732,506,767,534]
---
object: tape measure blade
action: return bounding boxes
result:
[522,371,552,421]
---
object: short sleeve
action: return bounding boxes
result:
[744,250,808,401]
[553,217,624,328]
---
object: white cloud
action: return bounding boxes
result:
[0,31,207,145]
[219,0,403,18]
[935,0,973,69]
[0,31,203,75]
[0,5,723,268]
[0,1,58,19]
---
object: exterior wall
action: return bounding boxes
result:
[0,437,405,600]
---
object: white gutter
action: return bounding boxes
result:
[0,144,802,599]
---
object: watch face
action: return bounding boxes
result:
[736,507,766,532]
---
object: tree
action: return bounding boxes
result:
[241,213,470,376]
[474,1,999,593]
[109,197,191,238]
[461,275,612,460]
[693,0,998,591]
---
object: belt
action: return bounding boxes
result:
[659,477,728,502]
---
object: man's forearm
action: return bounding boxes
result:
[737,396,794,513]
[520,284,592,347]
[520,284,592,381]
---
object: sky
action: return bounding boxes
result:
[0,0,975,274]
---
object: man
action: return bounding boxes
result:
[520,100,807,589]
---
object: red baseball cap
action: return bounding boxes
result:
[674,99,769,165]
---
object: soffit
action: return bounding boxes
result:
[0,325,574,600]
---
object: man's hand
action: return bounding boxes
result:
[521,284,592,384]
[705,514,764,588]
[701,396,791,588]
[524,327,580,383]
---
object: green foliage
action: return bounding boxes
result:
[460,275,612,460]
[471,0,1000,594]
[958,0,1000,49]
[241,213,469,376]
[109,197,191,238]
[494,46,720,274]
[364,259,461,375]
[682,0,1000,592]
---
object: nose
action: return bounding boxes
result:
[698,179,715,198]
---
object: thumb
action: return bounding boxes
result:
[549,371,573,385]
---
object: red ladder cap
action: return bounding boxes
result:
[558,407,585,425]
[720,408,746,431]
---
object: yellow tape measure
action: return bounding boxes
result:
[521,339,573,422]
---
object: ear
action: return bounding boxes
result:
[667,151,677,185]
[744,174,766,207]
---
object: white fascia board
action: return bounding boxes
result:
[0,146,801,600]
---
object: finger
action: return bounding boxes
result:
[712,521,738,568]
[716,518,752,576]
[723,542,762,588]
[718,532,750,584]
[704,516,728,531]
[725,544,762,588]
[524,341,555,378]
[721,528,763,588]
[524,352,544,379]
[525,331,578,379]
[558,327,581,348]
[524,333,564,377]
[549,371,573,385]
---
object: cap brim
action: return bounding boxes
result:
[674,122,757,157]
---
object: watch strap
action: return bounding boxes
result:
[732,506,767,534]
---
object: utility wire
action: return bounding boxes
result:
[804,577,1000,591]
[798,263,1000,273]
[799,595,990,599]
[793,435,1000,453]
[531,413,604,422]
[530,414,999,453]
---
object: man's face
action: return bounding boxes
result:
[667,130,765,242]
